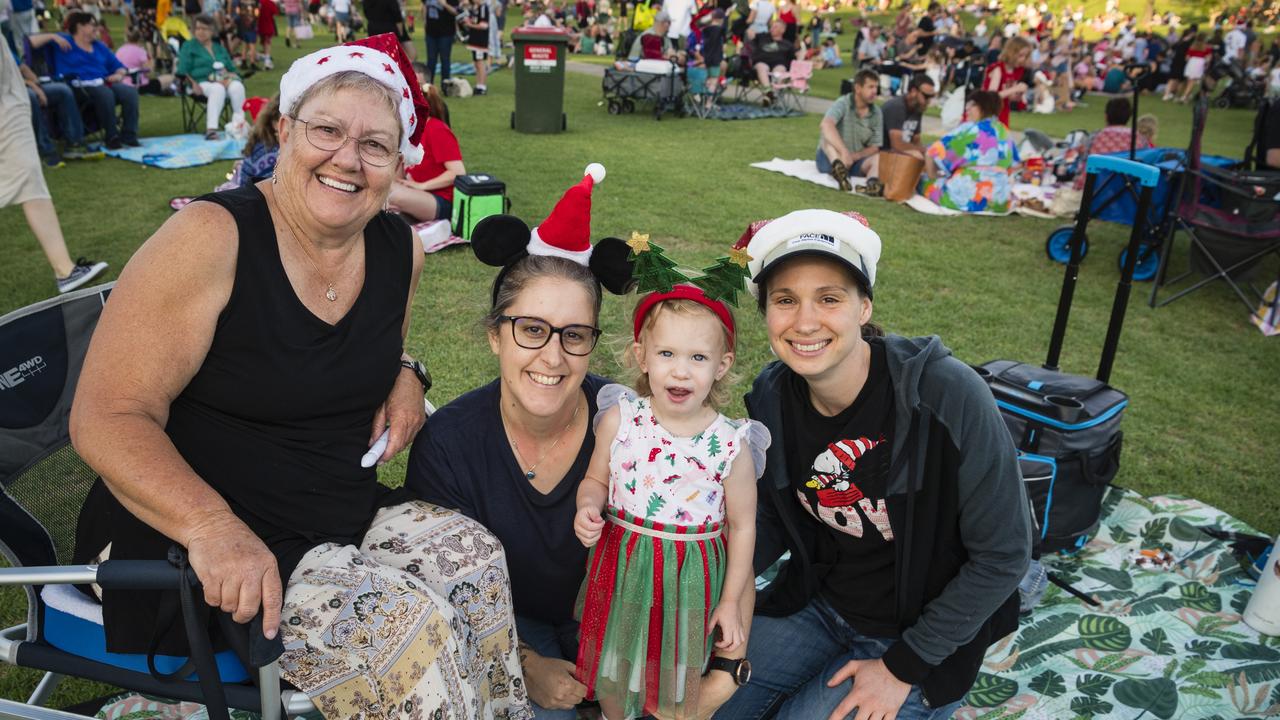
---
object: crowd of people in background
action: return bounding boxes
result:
[5,0,1280,292]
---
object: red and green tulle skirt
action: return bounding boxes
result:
[574,507,726,719]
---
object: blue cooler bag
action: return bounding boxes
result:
[976,360,1126,554]
[979,155,1160,556]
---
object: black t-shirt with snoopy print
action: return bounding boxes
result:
[781,336,898,637]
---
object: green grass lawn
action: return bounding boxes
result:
[3,11,1280,712]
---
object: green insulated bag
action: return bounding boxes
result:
[452,174,508,240]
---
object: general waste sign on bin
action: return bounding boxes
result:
[511,27,570,134]
[524,43,557,73]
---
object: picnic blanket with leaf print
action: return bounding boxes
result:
[955,486,1279,720]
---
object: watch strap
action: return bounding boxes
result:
[706,656,749,686]
[400,359,432,392]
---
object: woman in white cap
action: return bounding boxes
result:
[713,209,1030,720]
[70,34,530,719]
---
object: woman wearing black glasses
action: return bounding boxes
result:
[406,166,646,720]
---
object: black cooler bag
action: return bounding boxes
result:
[977,360,1126,553]
[977,155,1163,557]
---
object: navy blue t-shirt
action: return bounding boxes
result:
[405,374,610,624]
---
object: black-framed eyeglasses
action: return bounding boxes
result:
[289,116,399,167]
[498,315,601,356]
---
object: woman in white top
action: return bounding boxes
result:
[745,0,773,39]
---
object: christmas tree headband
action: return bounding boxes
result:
[625,230,754,343]
[633,285,736,344]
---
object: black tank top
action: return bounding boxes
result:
[77,184,414,653]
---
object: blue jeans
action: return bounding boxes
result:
[81,82,139,143]
[425,33,454,83]
[713,597,963,720]
[515,615,581,720]
[32,83,85,153]
[816,148,869,177]
[28,87,57,158]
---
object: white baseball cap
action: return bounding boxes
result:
[745,209,882,297]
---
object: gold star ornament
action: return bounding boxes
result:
[627,231,652,253]
[728,246,753,268]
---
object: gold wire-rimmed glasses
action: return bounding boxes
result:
[290,116,399,166]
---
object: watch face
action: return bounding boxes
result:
[736,659,752,686]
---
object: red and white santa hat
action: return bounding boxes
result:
[472,164,636,304]
[278,33,428,166]
[527,163,607,265]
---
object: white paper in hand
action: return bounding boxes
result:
[360,399,434,467]
[362,429,390,468]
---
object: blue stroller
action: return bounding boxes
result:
[1044,147,1238,281]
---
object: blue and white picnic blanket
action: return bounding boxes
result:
[712,101,803,120]
[104,134,245,169]
[448,61,506,76]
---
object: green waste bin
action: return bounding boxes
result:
[511,27,570,133]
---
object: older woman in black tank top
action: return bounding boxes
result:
[70,36,531,719]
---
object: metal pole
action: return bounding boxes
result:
[1045,172,1099,371]
[1099,184,1155,383]
[25,673,63,708]
[0,567,97,587]
[258,661,283,720]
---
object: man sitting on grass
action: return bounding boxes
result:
[881,73,934,159]
[817,68,882,191]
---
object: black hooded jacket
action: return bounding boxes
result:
[745,334,1031,707]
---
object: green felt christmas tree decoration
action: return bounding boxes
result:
[692,246,753,306]
[627,232,690,293]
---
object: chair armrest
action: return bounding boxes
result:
[0,560,284,668]
[0,560,183,589]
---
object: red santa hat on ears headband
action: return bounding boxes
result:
[278,33,429,166]
[528,163,607,264]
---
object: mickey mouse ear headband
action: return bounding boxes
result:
[472,164,636,305]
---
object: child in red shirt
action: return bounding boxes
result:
[389,81,466,222]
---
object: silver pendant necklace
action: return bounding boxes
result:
[503,398,581,480]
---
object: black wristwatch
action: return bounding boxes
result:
[400,359,432,393]
[706,656,751,686]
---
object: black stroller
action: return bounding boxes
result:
[1148,95,1280,319]
[1209,59,1266,111]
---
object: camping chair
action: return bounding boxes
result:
[771,59,812,112]
[21,38,121,146]
[0,286,313,720]
[683,63,724,119]
[726,49,767,105]
[1148,96,1280,318]
[179,72,234,134]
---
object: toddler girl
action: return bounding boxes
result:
[574,285,769,720]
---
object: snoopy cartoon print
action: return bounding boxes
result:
[800,436,894,541]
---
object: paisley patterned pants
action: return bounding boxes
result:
[277,501,533,719]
